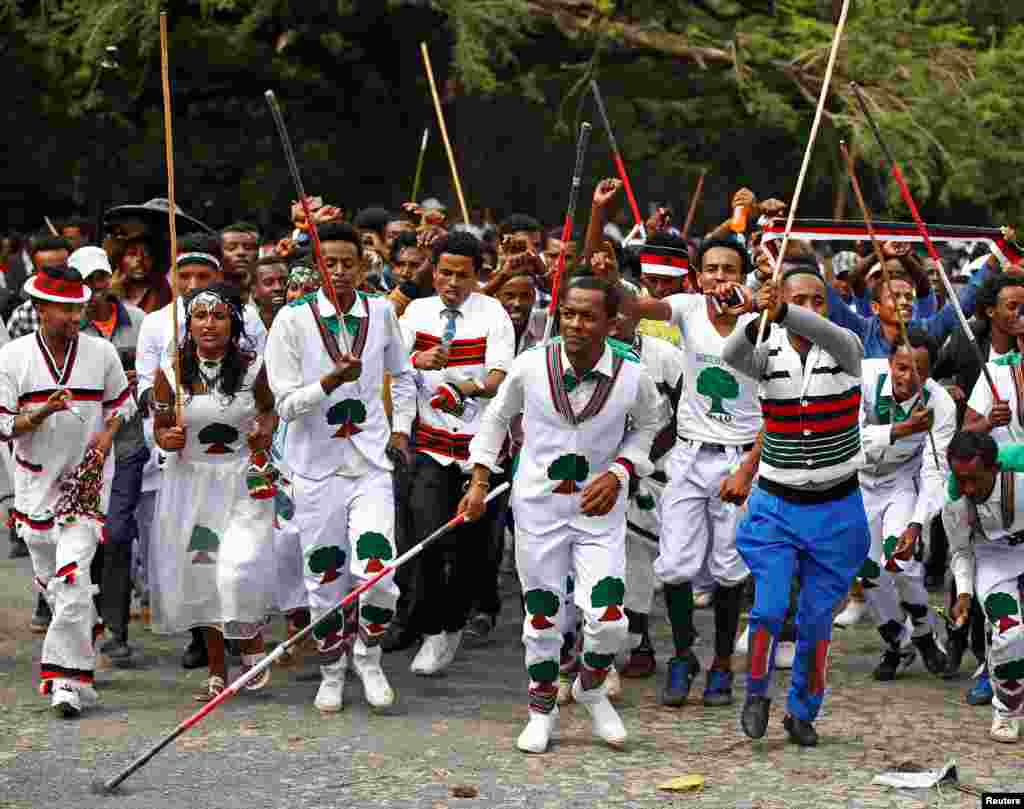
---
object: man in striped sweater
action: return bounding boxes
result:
[722,258,869,747]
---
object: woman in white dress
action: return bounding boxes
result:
[150,284,277,700]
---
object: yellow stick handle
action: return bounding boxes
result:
[160,12,183,426]
[421,43,470,226]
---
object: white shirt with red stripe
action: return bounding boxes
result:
[0,332,134,527]
[400,292,515,472]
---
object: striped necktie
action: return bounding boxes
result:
[441,308,459,346]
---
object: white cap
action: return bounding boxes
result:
[68,246,112,280]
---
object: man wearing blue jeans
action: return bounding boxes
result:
[723,258,869,746]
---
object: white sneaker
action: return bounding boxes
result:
[605,667,623,702]
[834,599,867,627]
[315,658,347,712]
[775,641,796,670]
[991,715,1021,743]
[572,678,627,748]
[352,639,395,709]
[517,708,559,754]
[437,630,462,671]
[693,591,714,609]
[411,633,449,676]
[52,683,81,718]
[735,625,749,655]
[78,684,100,708]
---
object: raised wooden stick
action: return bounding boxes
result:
[44,217,59,237]
[681,171,706,241]
[420,43,470,226]
[755,0,851,347]
[159,12,183,424]
[840,140,940,470]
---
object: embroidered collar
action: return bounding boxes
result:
[874,372,931,424]
[546,340,624,426]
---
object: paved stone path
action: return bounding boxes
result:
[0,553,1021,808]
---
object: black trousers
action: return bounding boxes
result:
[91,447,148,638]
[391,451,423,632]
[406,453,504,635]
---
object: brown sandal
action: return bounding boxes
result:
[194,675,225,702]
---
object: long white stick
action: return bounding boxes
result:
[754,0,851,345]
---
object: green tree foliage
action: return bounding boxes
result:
[547,453,589,493]
[187,524,219,563]
[5,1,1023,231]
[985,592,1021,633]
[198,422,240,453]
[355,531,392,573]
[326,399,367,438]
[524,588,559,629]
[590,575,625,621]
[696,367,738,416]
[308,544,345,584]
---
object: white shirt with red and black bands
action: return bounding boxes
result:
[0,332,134,528]
[400,292,515,472]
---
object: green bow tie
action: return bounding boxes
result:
[324,313,361,339]
[563,369,601,393]
[877,388,930,424]
[875,396,909,424]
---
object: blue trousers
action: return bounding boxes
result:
[736,485,869,721]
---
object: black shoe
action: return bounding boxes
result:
[29,595,51,634]
[741,696,771,739]
[783,714,818,747]
[873,648,911,681]
[380,623,419,653]
[8,538,28,559]
[912,632,948,676]
[464,612,495,645]
[942,629,967,679]
[182,632,208,670]
[100,636,132,660]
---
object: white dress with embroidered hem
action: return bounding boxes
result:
[149,356,274,639]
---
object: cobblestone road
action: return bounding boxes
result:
[0,554,1019,808]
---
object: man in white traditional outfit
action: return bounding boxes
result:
[461,275,661,754]
[858,327,955,681]
[625,237,761,708]
[265,222,415,713]
[944,432,1024,743]
[0,264,133,717]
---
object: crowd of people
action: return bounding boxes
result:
[3,178,1024,754]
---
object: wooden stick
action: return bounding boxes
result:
[840,141,941,471]
[159,12,183,425]
[420,43,470,226]
[681,170,706,291]
[681,171,706,241]
[44,217,59,237]
[755,0,850,347]
[411,127,429,204]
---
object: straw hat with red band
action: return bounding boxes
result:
[25,265,92,305]
[639,244,689,278]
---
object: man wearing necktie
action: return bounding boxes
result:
[858,330,955,682]
[399,231,515,676]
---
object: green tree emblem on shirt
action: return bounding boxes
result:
[591,576,625,622]
[547,454,589,495]
[308,545,345,585]
[356,531,393,574]
[696,366,738,420]
[882,535,902,572]
[187,525,219,564]
[198,423,240,454]
[326,399,367,438]
[360,604,394,634]
[312,609,346,651]
[524,588,559,630]
[985,592,1021,634]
